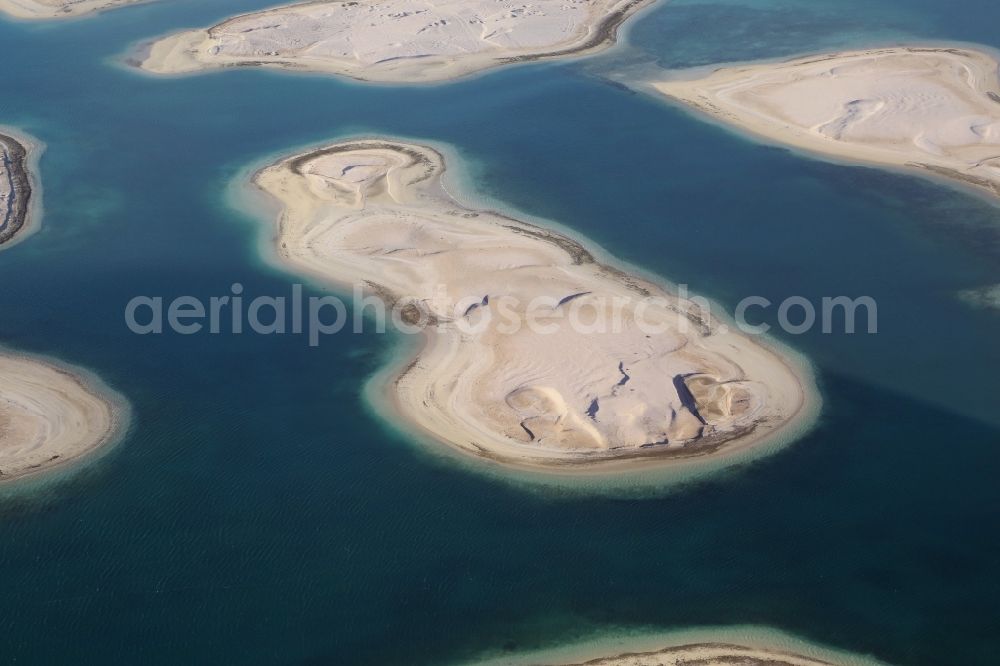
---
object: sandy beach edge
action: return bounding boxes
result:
[637,41,1000,208]
[227,135,821,491]
[458,625,892,666]
[0,0,153,21]
[125,0,665,85]
[0,347,131,492]
[0,126,45,251]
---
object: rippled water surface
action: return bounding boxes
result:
[0,0,998,663]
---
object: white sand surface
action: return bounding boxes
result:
[250,139,814,471]
[137,0,654,83]
[0,0,146,19]
[651,47,1000,200]
[0,353,125,484]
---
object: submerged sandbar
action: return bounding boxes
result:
[0,353,125,484]
[250,139,815,472]
[650,46,1000,200]
[0,0,147,19]
[137,0,655,83]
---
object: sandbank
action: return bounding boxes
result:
[0,352,126,485]
[649,46,1000,201]
[135,0,656,83]
[0,0,147,19]
[249,138,815,472]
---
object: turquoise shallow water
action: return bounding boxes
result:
[0,0,998,664]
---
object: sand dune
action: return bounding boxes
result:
[251,139,813,471]
[0,0,146,19]
[136,0,654,83]
[0,353,124,484]
[651,47,1000,200]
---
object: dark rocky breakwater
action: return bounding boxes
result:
[0,133,32,246]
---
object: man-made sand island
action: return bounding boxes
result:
[137,0,655,83]
[251,139,813,471]
[531,643,863,666]
[0,0,146,19]
[0,353,124,484]
[651,47,1000,200]
[0,131,36,248]
[467,628,890,666]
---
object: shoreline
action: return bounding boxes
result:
[241,137,819,479]
[357,317,817,492]
[647,45,1000,205]
[0,128,43,250]
[462,625,891,666]
[133,0,660,84]
[0,350,129,487]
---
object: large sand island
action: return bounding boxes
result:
[0,353,124,484]
[250,139,813,471]
[651,47,1000,200]
[0,131,37,248]
[136,0,655,83]
[0,0,146,19]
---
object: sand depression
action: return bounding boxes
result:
[136,0,656,83]
[651,47,1000,200]
[250,139,814,472]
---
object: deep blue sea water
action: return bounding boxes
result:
[0,0,998,663]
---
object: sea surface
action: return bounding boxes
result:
[0,0,998,663]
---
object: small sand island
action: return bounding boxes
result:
[0,131,36,248]
[0,353,124,484]
[651,47,1000,200]
[468,628,890,666]
[251,139,813,471]
[136,0,654,83]
[540,643,861,665]
[0,0,145,19]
